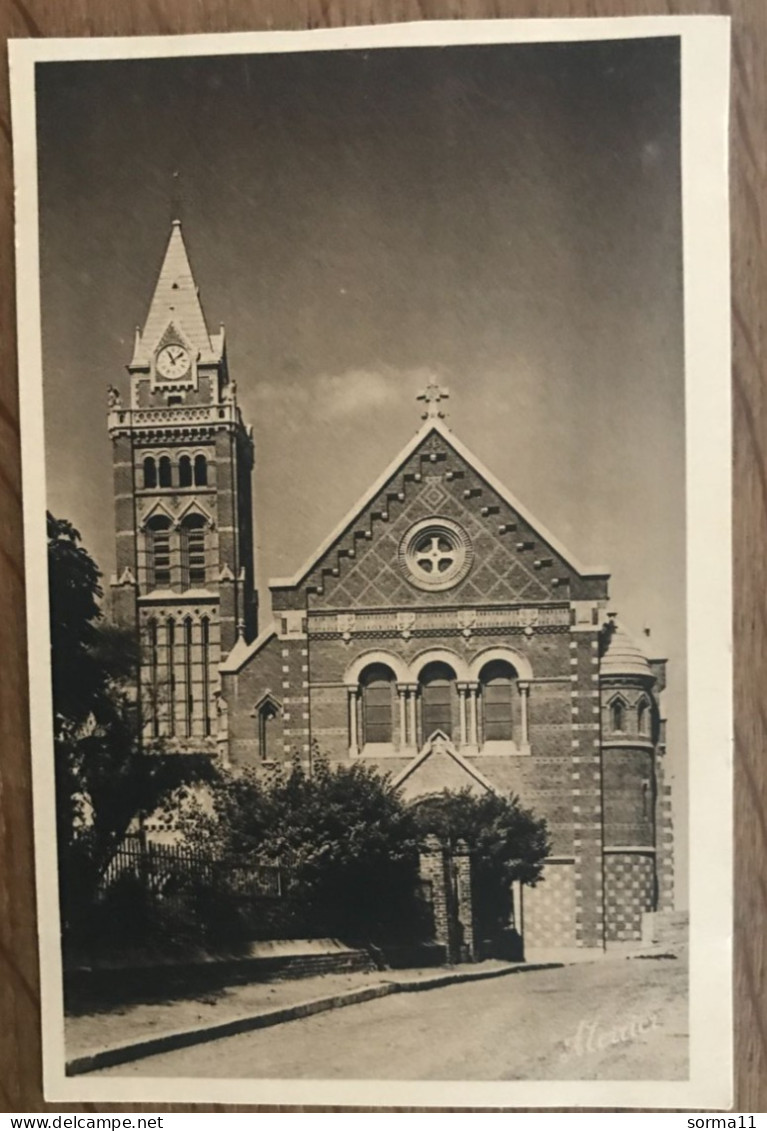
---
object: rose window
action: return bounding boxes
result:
[399,518,473,591]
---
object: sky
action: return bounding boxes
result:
[35,36,686,892]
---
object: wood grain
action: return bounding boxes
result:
[0,0,762,1113]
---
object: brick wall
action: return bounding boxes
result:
[522,861,576,947]
[601,747,655,847]
[604,852,656,940]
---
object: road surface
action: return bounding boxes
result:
[100,952,688,1081]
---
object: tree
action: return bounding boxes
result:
[181,752,427,943]
[412,788,550,945]
[47,513,214,944]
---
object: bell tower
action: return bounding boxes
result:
[108,220,257,751]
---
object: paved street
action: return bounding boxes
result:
[100,952,688,1081]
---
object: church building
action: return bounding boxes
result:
[108,222,675,951]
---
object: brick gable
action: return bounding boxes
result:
[271,425,607,612]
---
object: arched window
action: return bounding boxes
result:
[147,618,159,737]
[166,617,176,737]
[258,697,281,761]
[181,514,207,588]
[183,616,194,737]
[158,455,172,488]
[201,616,211,737]
[610,699,626,733]
[637,699,651,737]
[480,659,516,742]
[420,661,456,740]
[194,455,208,487]
[361,664,395,745]
[146,516,172,589]
[179,455,193,488]
[143,457,157,490]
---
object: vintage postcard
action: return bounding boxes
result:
[10,16,731,1108]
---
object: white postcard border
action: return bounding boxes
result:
[9,15,732,1109]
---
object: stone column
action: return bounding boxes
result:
[407,683,418,750]
[457,683,468,747]
[397,683,408,749]
[518,681,530,749]
[347,685,359,756]
[419,834,450,959]
[468,682,479,749]
[453,839,476,962]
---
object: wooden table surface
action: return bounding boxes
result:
[0,0,763,1114]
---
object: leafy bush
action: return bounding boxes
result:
[412,788,550,944]
[180,753,429,944]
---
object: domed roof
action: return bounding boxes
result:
[600,620,654,680]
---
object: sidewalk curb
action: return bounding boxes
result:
[66,961,564,1076]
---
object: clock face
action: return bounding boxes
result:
[156,344,191,380]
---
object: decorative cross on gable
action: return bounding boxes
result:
[417,382,450,420]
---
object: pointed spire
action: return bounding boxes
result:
[132,221,216,365]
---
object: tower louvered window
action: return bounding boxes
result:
[147,518,172,589]
[182,516,207,588]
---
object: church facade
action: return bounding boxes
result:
[108,222,675,950]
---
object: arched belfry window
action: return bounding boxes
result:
[181,514,207,589]
[158,455,172,488]
[480,659,516,742]
[194,455,208,487]
[143,457,157,490]
[179,455,193,488]
[146,515,172,589]
[420,661,456,741]
[637,698,651,737]
[610,698,626,733]
[361,664,395,745]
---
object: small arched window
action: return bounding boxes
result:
[637,699,651,737]
[480,659,516,742]
[420,661,456,741]
[158,455,172,488]
[610,699,626,733]
[146,516,172,589]
[181,514,207,588]
[361,664,395,745]
[258,698,281,761]
[143,457,157,489]
[179,455,193,488]
[194,455,208,487]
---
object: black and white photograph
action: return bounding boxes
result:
[10,17,731,1108]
